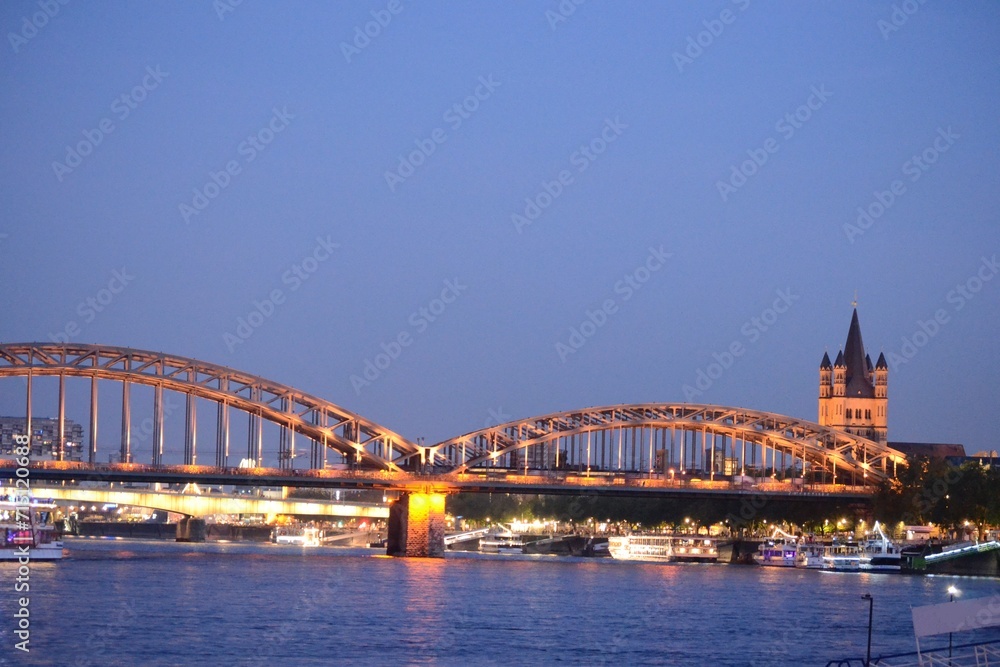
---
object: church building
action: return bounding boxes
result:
[818,308,888,443]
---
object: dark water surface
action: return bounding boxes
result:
[1,538,997,666]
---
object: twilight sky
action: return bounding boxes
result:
[1,1,998,459]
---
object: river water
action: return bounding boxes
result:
[1,539,997,666]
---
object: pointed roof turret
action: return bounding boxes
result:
[875,352,888,370]
[866,354,873,371]
[834,350,845,367]
[843,309,875,398]
[820,352,832,369]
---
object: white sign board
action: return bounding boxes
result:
[912,595,1000,638]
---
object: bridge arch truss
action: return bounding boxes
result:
[0,343,420,471]
[429,404,906,485]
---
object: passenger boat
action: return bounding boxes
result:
[479,531,525,554]
[794,542,829,569]
[0,498,64,561]
[822,542,863,571]
[608,535,673,562]
[754,528,798,567]
[671,537,719,563]
[274,526,322,547]
[859,522,901,572]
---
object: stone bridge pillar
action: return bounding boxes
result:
[386,492,445,558]
[176,517,206,542]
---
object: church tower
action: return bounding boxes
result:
[818,308,888,443]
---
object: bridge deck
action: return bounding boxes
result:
[0,461,874,500]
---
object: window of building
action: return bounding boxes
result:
[845,409,852,419]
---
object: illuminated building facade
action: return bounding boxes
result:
[818,309,888,444]
[0,416,84,460]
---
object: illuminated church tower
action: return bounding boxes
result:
[818,308,888,443]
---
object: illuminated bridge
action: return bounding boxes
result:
[0,343,907,557]
[30,485,388,520]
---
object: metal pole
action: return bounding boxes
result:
[152,383,163,466]
[25,370,33,452]
[89,375,98,464]
[121,380,131,463]
[862,593,873,667]
[57,372,66,461]
[949,591,954,662]
[185,392,196,465]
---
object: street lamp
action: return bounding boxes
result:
[862,593,873,667]
[948,586,961,659]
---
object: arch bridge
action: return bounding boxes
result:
[428,404,906,486]
[0,342,421,471]
[0,343,908,556]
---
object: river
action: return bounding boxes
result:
[2,539,997,666]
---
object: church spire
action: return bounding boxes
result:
[843,309,875,398]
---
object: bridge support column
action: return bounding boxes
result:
[386,492,445,558]
[176,517,206,543]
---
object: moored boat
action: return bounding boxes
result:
[822,542,863,571]
[671,537,719,563]
[1,498,64,561]
[794,542,829,569]
[479,529,525,554]
[274,526,322,547]
[754,527,798,567]
[608,535,673,562]
[859,522,901,572]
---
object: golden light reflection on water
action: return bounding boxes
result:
[396,556,449,627]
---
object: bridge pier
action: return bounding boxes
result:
[176,517,206,542]
[386,492,445,558]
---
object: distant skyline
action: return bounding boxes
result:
[1,2,998,455]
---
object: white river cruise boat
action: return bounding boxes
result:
[754,527,798,567]
[608,535,674,562]
[274,526,322,547]
[609,535,719,563]
[859,522,902,572]
[479,529,525,554]
[671,537,719,563]
[794,542,829,569]
[0,498,64,561]
[822,542,863,571]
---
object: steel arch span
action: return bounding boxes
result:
[429,404,906,484]
[0,343,420,471]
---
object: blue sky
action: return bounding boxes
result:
[1,1,998,458]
